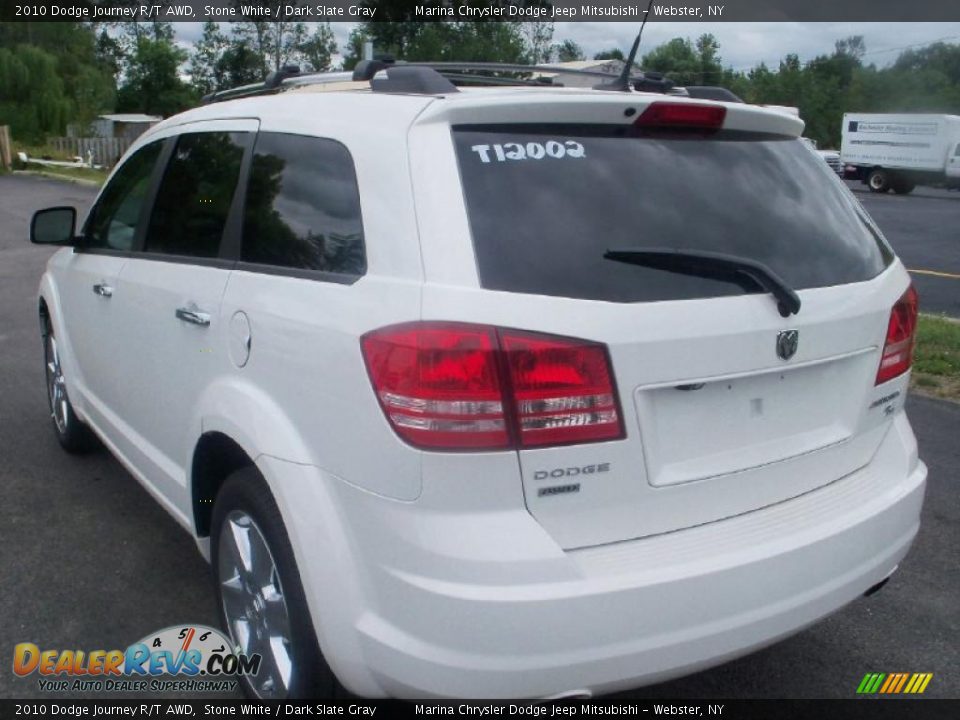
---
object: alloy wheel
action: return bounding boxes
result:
[217,510,294,698]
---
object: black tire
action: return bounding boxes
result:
[867,169,890,193]
[891,181,915,195]
[211,467,345,699]
[41,317,99,454]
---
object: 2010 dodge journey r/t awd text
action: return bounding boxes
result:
[30,63,927,699]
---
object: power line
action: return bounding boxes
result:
[861,35,960,56]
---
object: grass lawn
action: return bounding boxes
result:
[912,314,960,402]
[20,164,108,185]
[13,142,109,185]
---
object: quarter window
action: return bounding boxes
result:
[144,131,247,258]
[84,141,163,251]
[241,132,365,276]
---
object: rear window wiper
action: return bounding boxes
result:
[604,247,801,317]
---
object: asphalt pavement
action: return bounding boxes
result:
[850,181,960,318]
[0,173,957,700]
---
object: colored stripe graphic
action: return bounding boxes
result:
[858,672,932,694]
[879,674,897,693]
[893,673,910,693]
[857,673,885,693]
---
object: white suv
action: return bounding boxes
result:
[30,64,927,700]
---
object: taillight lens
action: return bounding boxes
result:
[361,323,509,449]
[361,323,625,451]
[635,102,726,129]
[500,330,622,448]
[876,286,919,385]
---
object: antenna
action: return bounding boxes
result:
[596,0,656,92]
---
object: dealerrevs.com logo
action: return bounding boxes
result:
[13,625,260,693]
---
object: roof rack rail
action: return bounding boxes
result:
[201,68,354,105]
[265,64,302,89]
[203,59,740,106]
[355,60,678,93]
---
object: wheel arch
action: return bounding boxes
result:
[190,387,382,695]
[191,379,317,537]
[191,432,256,538]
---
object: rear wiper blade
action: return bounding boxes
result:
[604,247,801,317]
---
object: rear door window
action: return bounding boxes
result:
[453,124,893,303]
[241,132,366,277]
[144,131,247,259]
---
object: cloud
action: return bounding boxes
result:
[558,21,960,70]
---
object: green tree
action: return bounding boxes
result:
[117,38,195,117]
[340,27,371,71]
[351,0,550,64]
[553,39,585,63]
[189,21,228,96]
[0,22,115,137]
[231,2,338,76]
[641,35,724,85]
[217,40,266,89]
[0,45,72,141]
[594,48,625,61]
[522,21,554,64]
[298,23,337,72]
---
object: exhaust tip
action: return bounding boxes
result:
[864,577,892,597]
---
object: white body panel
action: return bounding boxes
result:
[265,413,924,698]
[840,112,960,174]
[37,85,926,698]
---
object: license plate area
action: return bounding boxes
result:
[635,351,874,487]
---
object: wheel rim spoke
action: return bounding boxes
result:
[247,523,273,587]
[217,510,294,698]
[228,517,255,577]
[263,583,291,639]
[269,635,293,688]
[46,335,68,433]
[232,617,253,655]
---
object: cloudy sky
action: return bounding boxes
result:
[173,21,960,70]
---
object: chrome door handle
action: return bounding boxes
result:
[92,283,113,298]
[175,306,211,327]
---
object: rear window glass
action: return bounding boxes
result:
[242,132,365,276]
[453,125,892,303]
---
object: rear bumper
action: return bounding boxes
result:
[264,413,926,699]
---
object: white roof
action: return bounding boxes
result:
[137,82,804,148]
[98,114,162,123]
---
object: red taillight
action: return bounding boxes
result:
[361,323,625,451]
[635,102,726,129]
[876,286,919,385]
[360,323,509,449]
[500,330,622,448]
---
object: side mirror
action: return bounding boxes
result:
[31,207,77,246]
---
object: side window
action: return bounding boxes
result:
[84,141,163,251]
[241,132,366,276]
[144,131,246,258]
[954,143,960,157]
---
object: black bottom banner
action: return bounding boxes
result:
[0,700,957,720]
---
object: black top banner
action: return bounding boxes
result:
[2,0,960,23]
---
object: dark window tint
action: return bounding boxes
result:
[453,125,893,303]
[144,132,246,258]
[242,133,365,276]
[84,141,163,251]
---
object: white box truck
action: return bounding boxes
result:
[841,113,960,193]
